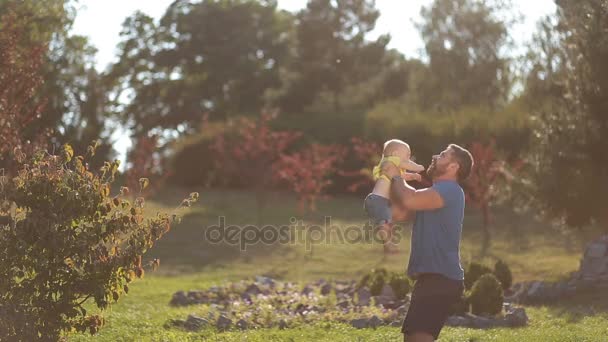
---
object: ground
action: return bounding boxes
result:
[70,187,608,341]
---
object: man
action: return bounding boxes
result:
[382,144,474,342]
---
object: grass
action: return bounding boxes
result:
[69,187,608,341]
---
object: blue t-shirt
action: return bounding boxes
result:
[407,180,465,281]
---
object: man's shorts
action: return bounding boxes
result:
[364,193,391,225]
[402,273,464,340]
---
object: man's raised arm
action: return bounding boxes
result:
[383,164,445,211]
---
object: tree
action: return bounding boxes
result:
[0,7,50,173]
[279,0,389,113]
[107,0,292,137]
[417,0,514,110]
[530,0,608,229]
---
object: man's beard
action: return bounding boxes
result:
[426,160,446,179]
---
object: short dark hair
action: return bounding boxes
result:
[448,144,474,182]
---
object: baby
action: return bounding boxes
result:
[364,139,424,252]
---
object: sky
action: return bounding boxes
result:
[70,0,556,165]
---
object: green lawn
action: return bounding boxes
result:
[70,187,608,341]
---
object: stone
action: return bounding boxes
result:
[390,320,402,327]
[301,285,315,296]
[184,314,209,331]
[526,281,542,297]
[379,284,396,299]
[321,283,332,296]
[245,284,262,296]
[505,308,528,327]
[586,243,607,258]
[255,275,276,288]
[216,315,232,331]
[350,318,369,329]
[356,287,371,306]
[445,315,470,327]
[368,315,383,328]
[336,300,350,310]
[278,319,288,330]
[236,319,248,330]
[470,315,493,329]
[170,291,189,306]
[240,292,252,302]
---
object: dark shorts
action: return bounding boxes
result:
[402,273,464,340]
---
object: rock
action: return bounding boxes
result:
[321,283,332,296]
[236,319,248,330]
[395,303,410,316]
[445,315,470,327]
[586,243,607,258]
[255,275,276,288]
[527,281,543,297]
[170,291,189,306]
[368,315,383,328]
[184,314,209,331]
[505,308,528,327]
[278,319,288,330]
[336,292,350,301]
[390,320,402,327]
[470,315,493,329]
[350,318,369,329]
[356,287,371,306]
[245,284,262,296]
[240,292,252,302]
[336,300,350,310]
[379,284,396,299]
[216,315,232,331]
[301,285,315,296]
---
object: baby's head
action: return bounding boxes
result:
[383,139,425,172]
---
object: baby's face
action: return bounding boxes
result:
[396,146,412,168]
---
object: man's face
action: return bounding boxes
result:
[427,147,455,179]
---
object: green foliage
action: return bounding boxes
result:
[0,144,197,340]
[527,0,608,228]
[358,268,412,299]
[469,274,504,316]
[464,262,493,290]
[388,273,412,300]
[493,259,513,291]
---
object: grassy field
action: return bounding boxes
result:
[70,187,608,341]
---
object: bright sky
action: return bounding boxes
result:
[70,0,555,166]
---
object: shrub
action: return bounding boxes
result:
[469,274,504,316]
[0,144,197,340]
[358,268,389,296]
[493,259,513,291]
[449,291,470,316]
[388,273,412,300]
[464,262,493,290]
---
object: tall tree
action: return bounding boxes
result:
[279,0,389,113]
[417,0,514,110]
[530,0,608,228]
[108,0,292,136]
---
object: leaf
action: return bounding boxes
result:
[139,178,149,191]
[62,144,74,162]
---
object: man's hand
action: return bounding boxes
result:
[381,160,400,178]
[402,172,422,182]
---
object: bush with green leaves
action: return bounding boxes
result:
[0,144,197,340]
[464,262,493,290]
[388,273,412,300]
[493,259,513,291]
[469,274,504,316]
[358,269,412,299]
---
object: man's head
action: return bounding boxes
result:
[427,144,474,182]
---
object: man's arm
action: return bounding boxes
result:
[390,176,444,211]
